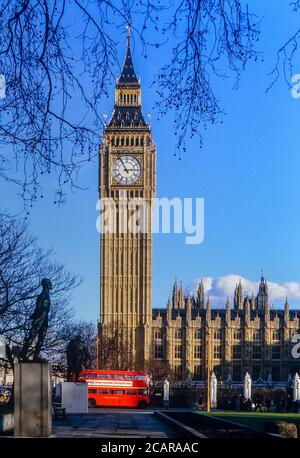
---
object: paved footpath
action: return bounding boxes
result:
[51,409,177,438]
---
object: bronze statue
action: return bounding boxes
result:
[22,278,52,361]
[66,335,89,381]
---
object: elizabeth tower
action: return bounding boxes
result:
[98,33,156,369]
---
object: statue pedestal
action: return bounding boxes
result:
[61,382,88,413]
[14,362,52,437]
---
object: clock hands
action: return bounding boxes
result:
[120,157,130,174]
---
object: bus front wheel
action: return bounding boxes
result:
[88,398,97,408]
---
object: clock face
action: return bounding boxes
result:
[112,155,141,185]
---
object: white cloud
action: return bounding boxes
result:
[185,274,300,308]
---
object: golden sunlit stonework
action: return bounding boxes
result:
[98,38,300,381]
[98,35,155,369]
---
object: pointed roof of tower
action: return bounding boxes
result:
[118,26,139,85]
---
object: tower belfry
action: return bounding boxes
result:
[98,33,156,369]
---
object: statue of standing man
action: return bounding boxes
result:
[22,278,52,361]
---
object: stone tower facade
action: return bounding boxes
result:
[98,33,156,369]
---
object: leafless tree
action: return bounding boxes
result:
[0,211,83,368]
[98,323,131,370]
[145,357,174,382]
[268,1,300,91]
[0,0,260,204]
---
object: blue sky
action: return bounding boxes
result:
[2,1,300,320]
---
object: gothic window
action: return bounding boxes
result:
[175,330,183,340]
[193,365,202,380]
[134,112,138,120]
[135,137,139,146]
[195,330,202,340]
[140,137,144,146]
[214,330,222,340]
[252,344,261,359]
[134,94,137,104]
[194,345,201,359]
[253,330,261,341]
[126,137,129,146]
[272,345,280,360]
[116,137,119,146]
[174,345,183,359]
[272,331,280,341]
[154,329,162,340]
[117,112,121,119]
[111,137,115,146]
[126,112,130,121]
[233,331,241,340]
[154,344,163,359]
[233,364,241,381]
[213,345,221,359]
[131,137,134,146]
[121,137,124,146]
[120,94,123,103]
[233,345,241,359]
[174,365,183,377]
[130,94,133,104]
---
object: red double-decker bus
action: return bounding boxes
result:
[79,370,151,408]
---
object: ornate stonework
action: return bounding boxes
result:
[98,34,155,369]
[152,277,300,381]
[99,39,300,381]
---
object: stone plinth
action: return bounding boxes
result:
[0,412,14,432]
[61,382,88,413]
[14,362,52,437]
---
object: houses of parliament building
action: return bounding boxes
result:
[98,32,300,382]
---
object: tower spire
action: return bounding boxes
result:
[126,23,132,48]
[118,26,139,85]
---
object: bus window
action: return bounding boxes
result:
[108,390,114,394]
[89,389,96,394]
[97,390,108,394]
[138,389,147,395]
[126,390,137,395]
[115,390,124,395]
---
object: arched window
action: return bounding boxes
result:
[175,330,183,340]
[155,330,162,339]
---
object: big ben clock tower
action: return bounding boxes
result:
[98,31,156,369]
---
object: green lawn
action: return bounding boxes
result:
[206,411,300,432]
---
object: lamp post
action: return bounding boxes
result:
[207,331,211,413]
